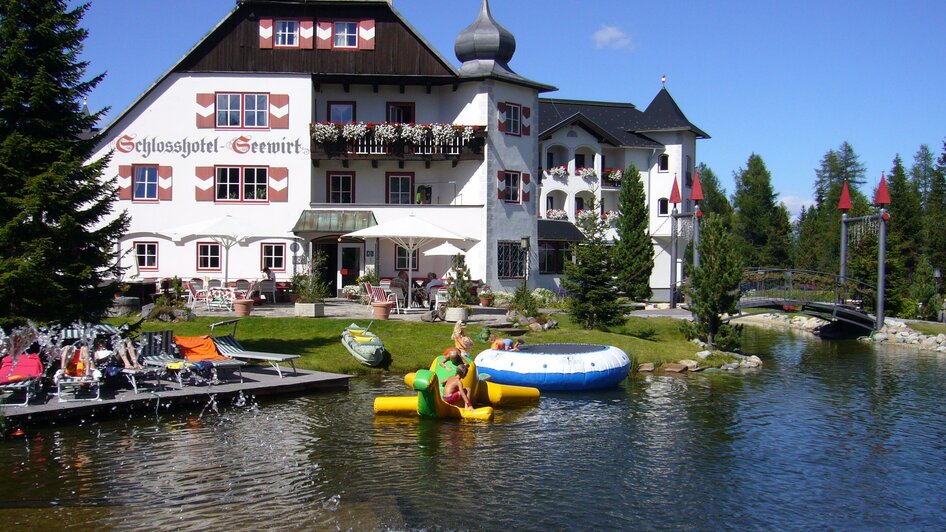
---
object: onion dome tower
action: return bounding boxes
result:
[455,0,517,72]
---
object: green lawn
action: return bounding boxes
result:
[110,314,700,375]
[909,321,946,336]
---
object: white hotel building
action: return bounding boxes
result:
[92,0,706,301]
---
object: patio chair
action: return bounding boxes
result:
[387,286,406,314]
[258,280,277,303]
[121,331,185,392]
[175,335,246,383]
[0,353,44,406]
[208,319,300,378]
[366,283,398,313]
[186,281,209,308]
[55,345,102,402]
[207,279,222,289]
[233,279,251,297]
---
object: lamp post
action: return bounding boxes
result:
[520,236,530,283]
[668,170,703,308]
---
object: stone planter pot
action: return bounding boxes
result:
[234,299,254,317]
[294,302,325,318]
[445,306,470,323]
[372,301,394,320]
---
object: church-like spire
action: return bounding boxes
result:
[455,0,516,67]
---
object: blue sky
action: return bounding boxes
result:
[78,0,946,216]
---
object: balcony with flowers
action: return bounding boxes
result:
[545,208,568,220]
[310,122,486,164]
[544,165,568,181]
[576,166,597,181]
[602,168,623,188]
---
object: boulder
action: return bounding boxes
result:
[662,363,687,373]
[922,336,938,347]
[695,350,712,360]
[721,362,740,371]
[741,356,763,368]
[637,363,655,372]
[871,332,888,342]
[529,322,544,332]
[937,334,946,344]
[679,359,699,370]
[701,367,721,374]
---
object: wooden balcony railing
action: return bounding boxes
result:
[311,124,486,163]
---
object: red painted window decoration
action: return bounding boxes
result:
[134,241,158,271]
[316,19,374,50]
[328,101,355,123]
[497,241,527,279]
[261,243,286,271]
[395,245,418,271]
[328,172,355,203]
[196,93,289,130]
[386,172,414,204]
[259,18,274,49]
[215,166,268,202]
[497,102,529,136]
[386,102,415,123]
[497,170,521,203]
[197,242,222,271]
[120,164,172,201]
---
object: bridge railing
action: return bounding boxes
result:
[739,268,877,312]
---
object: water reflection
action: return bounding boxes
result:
[2,328,946,528]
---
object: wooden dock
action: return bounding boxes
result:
[2,367,352,425]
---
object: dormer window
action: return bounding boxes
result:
[658,154,670,172]
[334,22,358,48]
[275,20,299,47]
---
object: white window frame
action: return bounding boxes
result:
[329,172,354,204]
[333,21,358,48]
[197,242,222,271]
[261,243,286,271]
[657,198,670,216]
[134,241,158,270]
[395,245,418,271]
[504,103,521,135]
[216,92,269,129]
[215,166,269,203]
[388,174,413,204]
[329,102,354,123]
[132,165,158,201]
[503,171,521,203]
[274,20,299,47]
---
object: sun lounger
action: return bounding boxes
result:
[125,330,184,391]
[208,319,300,378]
[55,346,102,402]
[0,353,44,406]
[174,335,246,383]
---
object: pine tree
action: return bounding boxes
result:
[911,144,936,206]
[886,154,922,292]
[563,197,624,329]
[695,163,732,227]
[731,154,791,267]
[683,214,743,348]
[612,163,652,301]
[927,142,946,273]
[0,0,128,327]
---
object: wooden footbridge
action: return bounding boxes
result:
[732,268,878,331]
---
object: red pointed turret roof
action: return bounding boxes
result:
[874,173,891,206]
[838,181,852,211]
[690,169,703,201]
[669,175,682,205]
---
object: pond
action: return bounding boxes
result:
[2,326,945,529]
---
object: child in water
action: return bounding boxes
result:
[439,347,464,369]
[441,363,473,411]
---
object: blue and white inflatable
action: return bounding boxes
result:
[474,343,631,391]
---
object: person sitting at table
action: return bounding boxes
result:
[424,273,446,310]
[262,266,276,282]
[389,270,410,300]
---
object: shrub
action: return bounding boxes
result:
[511,282,539,317]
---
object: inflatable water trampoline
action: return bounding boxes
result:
[473,343,630,391]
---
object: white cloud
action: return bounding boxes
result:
[592,25,634,52]
[780,195,812,220]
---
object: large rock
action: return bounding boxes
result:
[662,363,688,373]
[741,355,763,368]
[721,362,740,371]
[695,350,712,360]
[937,334,946,344]
[921,336,938,347]
[679,359,700,370]
[529,322,544,332]
[871,332,888,342]
[637,363,654,372]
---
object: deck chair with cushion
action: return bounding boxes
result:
[174,335,246,383]
[55,345,102,402]
[123,331,186,391]
[0,353,44,406]
[208,319,300,378]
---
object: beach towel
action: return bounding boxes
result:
[174,336,228,362]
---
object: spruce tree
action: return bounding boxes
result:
[911,144,936,206]
[563,197,624,329]
[886,155,922,291]
[731,154,791,267]
[927,143,946,273]
[0,0,128,327]
[696,163,733,227]
[612,163,652,301]
[683,214,743,348]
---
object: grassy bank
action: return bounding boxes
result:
[110,314,699,375]
[909,321,946,336]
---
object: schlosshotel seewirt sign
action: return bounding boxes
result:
[114,134,305,159]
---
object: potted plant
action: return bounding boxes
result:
[445,254,476,321]
[478,285,495,307]
[292,251,331,317]
[342,284,361,300]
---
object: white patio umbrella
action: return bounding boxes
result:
[343,213,472,310]
[422,241,467,257]
[160,215,248,284]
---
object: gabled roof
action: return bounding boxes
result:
[538,112,623,146]
[638,87,710,138]
[538,99,663,148]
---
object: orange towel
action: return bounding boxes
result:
[174,336,229,361]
